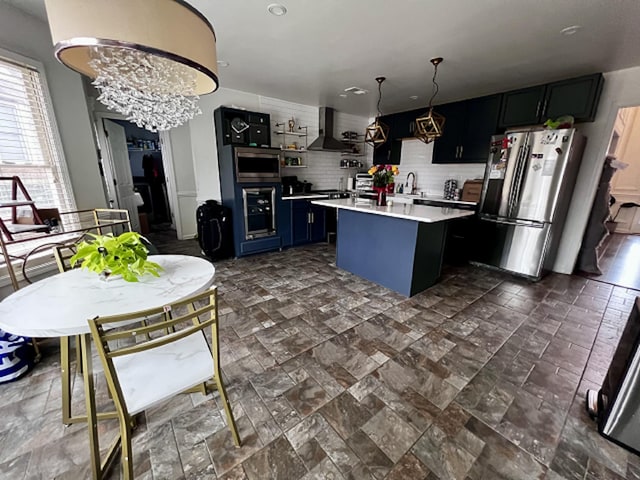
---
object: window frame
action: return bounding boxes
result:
[0,47,78,288]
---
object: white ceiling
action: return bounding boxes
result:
[5,0,640,116]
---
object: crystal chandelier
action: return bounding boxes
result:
[365,77,390,148]
[44,0,218,132]
[89,47,201,132]
[415,58,446,144]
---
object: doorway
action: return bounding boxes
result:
[580,105,640,290]
[96,115,178,240]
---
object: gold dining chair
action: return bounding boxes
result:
[87,286,241,479]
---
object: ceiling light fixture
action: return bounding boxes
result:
[44,0,218,132]
[268,3,288,16]
[339,94,348,98]
[560,25,582,36]
[409,95,419,100]
[217,60,230,68]
[414,57,446,144]
[364,77,390,149]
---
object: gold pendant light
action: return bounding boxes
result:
[365,77,390,148]
[415,57,446,144]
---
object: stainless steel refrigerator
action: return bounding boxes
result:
[474,129,586,279]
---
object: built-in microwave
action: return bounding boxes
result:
[235,147,282,183]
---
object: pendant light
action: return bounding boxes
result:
[44,0,218,132]
[414,57,446,144]
[365,77,390,148]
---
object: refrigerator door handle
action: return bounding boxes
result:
[480,215,545,228]
[509,144,531,217]
[506,144,526,217]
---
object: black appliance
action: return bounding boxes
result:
[587,298,640,455]
[234,146,282,183]
[214,106,271,148]
[282,176,313,196]
[196,200,234,260]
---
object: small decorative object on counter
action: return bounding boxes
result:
[70,231,162,282]
[368,164,399,206]
[444,179,457,200]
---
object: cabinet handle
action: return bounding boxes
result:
[455,146,460,158]
[409,121,415,134]
[311,212,315,223]
[535,101,541,118]
[307,212,311,224]
[459,145,463,158]
[541,99,548,118]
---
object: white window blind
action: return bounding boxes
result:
[0,55,76,219]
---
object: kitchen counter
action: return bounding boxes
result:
[310,198,475,297]
[394,193,478,207]
[310,198,475,223]
[282,194,330,201]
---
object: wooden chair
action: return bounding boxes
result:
[87,287,241,479]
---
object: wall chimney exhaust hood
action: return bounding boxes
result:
[308,107,346,151]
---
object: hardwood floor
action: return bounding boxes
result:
[584,233,640,290]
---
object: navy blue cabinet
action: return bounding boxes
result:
[310,204,326,243]
[499,73,604,128]
[432,95,501,164]
[288,200,327,245]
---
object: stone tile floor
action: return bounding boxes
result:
[1,243,640,479]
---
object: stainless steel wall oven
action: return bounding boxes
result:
[234,147,281,183]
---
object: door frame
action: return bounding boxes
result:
[94,112,180,234]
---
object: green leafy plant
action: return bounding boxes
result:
[70,232,163,282]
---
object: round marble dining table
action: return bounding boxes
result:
[0,254,215,337]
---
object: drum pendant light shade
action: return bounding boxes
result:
[414,57,445,144]
[365,77,390,149]
[44,0,218,131]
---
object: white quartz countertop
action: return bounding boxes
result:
[282,194,330,201]
[394,193,478,206]
[311,198,475,223]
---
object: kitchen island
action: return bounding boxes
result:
[311,198,475,296]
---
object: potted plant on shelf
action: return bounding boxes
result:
[368,164,399,206]
[70,231,163,282]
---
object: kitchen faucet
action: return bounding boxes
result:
[405,172,417,195]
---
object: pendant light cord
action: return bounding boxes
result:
[428,62,440,109]
[377,78,383,117]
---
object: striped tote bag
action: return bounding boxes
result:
[0,329,33,383]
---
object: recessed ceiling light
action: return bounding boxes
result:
[339,94,348,98]
[267,3,287,16]
[352,89,368,95]
[560,25,582,36]
[217,61,230,68]
[409,95,419,100]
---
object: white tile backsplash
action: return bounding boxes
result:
[398,139,485,197]
[258,96,372,190]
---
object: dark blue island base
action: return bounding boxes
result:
[336,209,448,297]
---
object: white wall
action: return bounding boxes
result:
[399,139,485,195]
[0,3,106,210]
[556,66,640,274]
